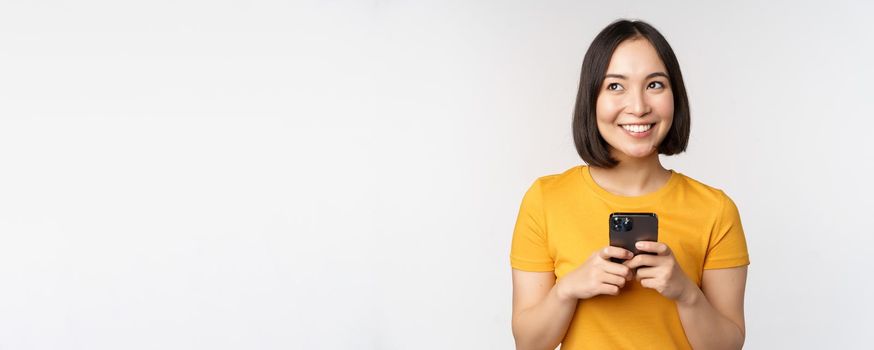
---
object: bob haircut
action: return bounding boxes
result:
[572,19,690,168]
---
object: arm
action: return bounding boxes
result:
[511,247,634,350]
[511,269,577,350]
[676,266,748,350]
[624,242,748,350]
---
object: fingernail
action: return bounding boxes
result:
[635,242,644,249]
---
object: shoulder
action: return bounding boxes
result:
[674,172,735,204]
[528,165,582,196]
[673,172,741,219]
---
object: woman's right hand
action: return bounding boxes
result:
[556,246,634,301]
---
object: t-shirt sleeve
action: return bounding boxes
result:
[703,191,751,270]
[509,179,554,272]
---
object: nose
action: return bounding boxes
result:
[625,89,651,117]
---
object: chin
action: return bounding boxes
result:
[618,147,658,159]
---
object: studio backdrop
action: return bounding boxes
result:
[0,1,871,349]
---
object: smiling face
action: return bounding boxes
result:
[595,37,674,159]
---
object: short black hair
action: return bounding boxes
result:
[572,19,690,168]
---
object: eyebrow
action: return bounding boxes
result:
[604,72,669,80]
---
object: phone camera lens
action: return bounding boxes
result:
[622,217,633,231]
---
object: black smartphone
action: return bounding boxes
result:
[608,212,658,263]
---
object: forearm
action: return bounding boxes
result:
[676,286,744,350]
[512,283,578,350]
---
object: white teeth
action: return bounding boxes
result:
[622,124,652,133]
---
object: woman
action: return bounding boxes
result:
[510,20,749,350]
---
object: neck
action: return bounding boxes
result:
[588,150,671,197]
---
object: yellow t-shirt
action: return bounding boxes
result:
[510,165,750,350]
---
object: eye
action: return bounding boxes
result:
[606,83,624,91]
[648,81,665,89]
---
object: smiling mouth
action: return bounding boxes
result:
[620,123,655,133]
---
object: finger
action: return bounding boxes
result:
[635,266,657,279]
[599,284,620,296]
[598,246,634,261]
[600,272,626,288]
[635,241,671,256]
[639,278,662,291]
[623,254,658,269]
[601,261,632,277]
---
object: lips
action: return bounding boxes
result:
[620,123,655,137]
[620,123,654,133]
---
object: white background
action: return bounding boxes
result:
[1,0,872,349]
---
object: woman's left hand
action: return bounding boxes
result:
[623,241,698,303]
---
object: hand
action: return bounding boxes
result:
[556,246,635,301]
[623,241,697,303]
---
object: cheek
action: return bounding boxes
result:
[595,96,622,124]
[595,99,620,138]
[652,93,674,122]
